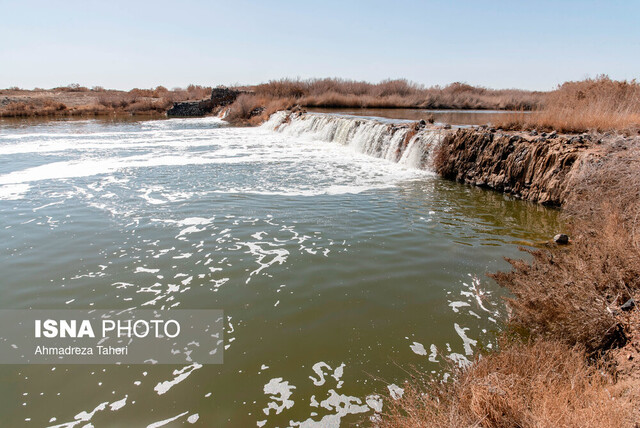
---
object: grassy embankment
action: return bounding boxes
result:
[378,79,640,427]
[0,79,542,120]
[223,78,544,124]
[496,76,640,134]
[0,84,212,118]
[223,76,640,134]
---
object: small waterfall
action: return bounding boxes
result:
[262,111,443,170]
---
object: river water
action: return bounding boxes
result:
[0,114,558,427]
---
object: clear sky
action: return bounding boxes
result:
[1,0,638,91]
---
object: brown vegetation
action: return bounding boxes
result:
[223,76,640,132]
[490,140,640,353]
[223,93,295,126]
[497,76,640,133]
[223,78,544,124]
[0,84,211,118]
[5,77,639,133]
[245,78,543,110]
[382,340,636,428]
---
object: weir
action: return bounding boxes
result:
[262,111,445,170]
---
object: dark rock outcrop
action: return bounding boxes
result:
[621,299,636,311]
[166,100,212,117]
[167,87,242,117]
[435,128,593,206]
[554,233,569,244]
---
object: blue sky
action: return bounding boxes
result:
[1,0,638,90]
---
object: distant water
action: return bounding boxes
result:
[308,107,525,126]
[0,115,558,426]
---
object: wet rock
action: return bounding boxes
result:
[621,299,636,311]
[549,131,558,139]
[419,119,426,126]
[248,107,265,118]
[434,128,593,205]
[568,136,584,145]
[209,87,241,106]
[166,101,210,117]
[167,87,243,117]
[443,123,452,129]
[554,234,569,244]
[530,129,538,136]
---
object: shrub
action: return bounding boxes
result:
[380,339,635,428]
[498,76,640,133]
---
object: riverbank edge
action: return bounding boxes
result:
[380,124,640,425]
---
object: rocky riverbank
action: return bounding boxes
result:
[433,127,619,206]
[166,87,242,117]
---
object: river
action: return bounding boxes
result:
[0,113,558,427]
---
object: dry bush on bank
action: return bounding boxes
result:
[380,340,635,428]
[0,84,212,117]
[186,84,212,99]
[98,94,132,109]
[0,99,67,117]
[224,94,262,122]
[53,83,90,92]
[225,94,295,125]
[498,76,640,133]
[125,98,174,113]
[241,78,543,111]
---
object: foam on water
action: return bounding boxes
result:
[0,114,433,201]
[263,111,443,169]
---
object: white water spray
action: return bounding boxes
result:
[263,111,444,169]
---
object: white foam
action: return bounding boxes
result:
[410,341,427,356]
[146,411,189,428]
[135,267,160,274]
[454,323,477,356]
[109,396,127,411]
[0,183,29,200]
[154,363,202,395]
[387,384,404,400]
[262,377,296,416]
[449,301,471,313]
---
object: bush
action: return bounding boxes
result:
[498,76,640,133]
[381,339,635,428]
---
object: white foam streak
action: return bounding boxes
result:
[264,112,442,169]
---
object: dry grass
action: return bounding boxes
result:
[381,340,636,428]
[489,140,640,354]
[223,78,543,124]
[224,94,296,125]
[497,76,640,133]
[237,78,543,111]
[0,85,211,118]
[226,77,640,132]
[0,99,68,117]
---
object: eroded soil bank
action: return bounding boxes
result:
[434,127,626,206]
